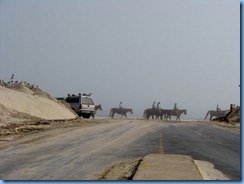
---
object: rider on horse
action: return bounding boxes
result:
[157,102,161,114]
[216,104,221,112]
[174,103,178,113]
[152,101,156,109]
[119,101,123,113]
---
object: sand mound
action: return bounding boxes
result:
[6,84,34,95]
[226,106,240,122]
[0,85,77,121]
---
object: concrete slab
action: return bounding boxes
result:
[133,154,203,180]
[194,160,230,180]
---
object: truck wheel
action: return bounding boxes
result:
[78,112,82,117]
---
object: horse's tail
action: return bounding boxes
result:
[143,110,146,118]
[109,109,112,117]
[205,111,210,119]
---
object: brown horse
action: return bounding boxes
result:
[109,108,133,118]
[91,104,103,118]
[95,104,103,111]
[158,109,171,120]
[205,110,229,120]
[166,109,187,121]
[143,108,161,119]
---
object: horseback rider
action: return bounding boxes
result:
[157,102,161,115]
[119,101,123,113]
[174,103,178,113]
[152,101,156,109]
[216,104,221,112]
[157,102,160,109]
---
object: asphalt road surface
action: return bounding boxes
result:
[0,119,240,180]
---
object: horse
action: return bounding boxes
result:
[158,109,171,120]
[166,109,187,121]
[109,108,133,118]
[95,104,103,111]
[91,104,103,118]
[204,110,229,120]
[143,108,160,119]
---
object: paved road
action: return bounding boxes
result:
[0,119,240,180]
[161,122,240,180]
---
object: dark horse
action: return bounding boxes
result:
[109,108,133,118]
[95,104,103,111]
[91,104,103,118]
[143,108,160,119]
[158,109,171,120]
[166,109,187,121]
[204,110,229,120]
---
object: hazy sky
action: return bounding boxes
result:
[0,0,240,119]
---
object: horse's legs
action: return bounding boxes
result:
[167,114,170,120]
[176,115,179,121]
[204,112,209,120]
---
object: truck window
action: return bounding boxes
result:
[66,97,79,103]
[82,97,94,105]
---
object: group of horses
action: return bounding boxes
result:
[108,107,187,121]
[95,105,230,121]
[143,108,187,121]
[108,107,186,121]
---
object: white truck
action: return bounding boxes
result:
[65,93,96,118]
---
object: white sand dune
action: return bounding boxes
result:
[0,85,76,120]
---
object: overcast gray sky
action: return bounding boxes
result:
[0,0,240,119]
